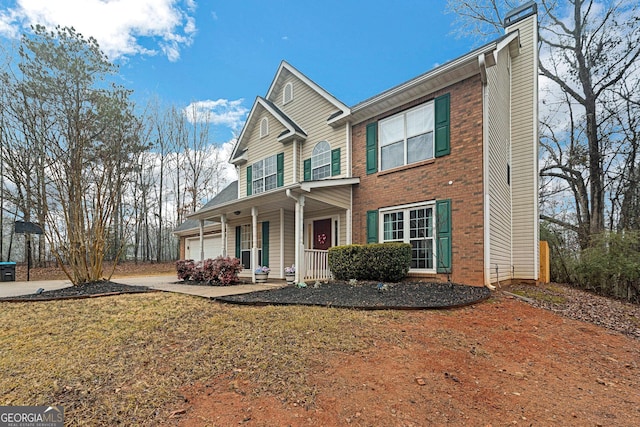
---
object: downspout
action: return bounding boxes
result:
[293,138,298,183]
[479,53,496,291]
[286,189,304,283]
[346,121,353,243]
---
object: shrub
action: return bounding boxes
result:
[176,256,242,286]
[328,244,365,281]
[176,259,195,281]
[212,256,242,285]
[329,243,411,282]
[572,232,640,303]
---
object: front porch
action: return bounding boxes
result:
[186,180,358,284]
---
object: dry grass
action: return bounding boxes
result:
[0,293,400,426]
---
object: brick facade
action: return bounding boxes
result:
[351,75,485,286]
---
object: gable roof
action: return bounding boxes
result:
[266,61,351,125]
[173,180,238,234]
[229,96,307,164]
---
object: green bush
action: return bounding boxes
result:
[329,243,411,282]
[572,232,640,303]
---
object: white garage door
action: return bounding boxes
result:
[185,236,222,260]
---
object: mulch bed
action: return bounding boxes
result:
[0,280,155,302]
[216,282,491,309]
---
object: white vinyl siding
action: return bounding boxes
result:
[508,14,539,280]
[486,45,513,283]
[274,72,347,181]
[238,109,288,199]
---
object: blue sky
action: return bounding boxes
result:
[0,1,482,144]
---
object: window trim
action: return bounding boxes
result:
[378,101,435,171]
[379,201,437,273]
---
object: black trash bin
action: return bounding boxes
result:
[0,262,16,281]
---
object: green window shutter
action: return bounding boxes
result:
[246,165,252,196]
[436,199,452,273]
[366,210,379,244]
[435,93,450,158]
[366,122,378,174]
[235,226,241,258]
[331,148,341,176]
[261,221,269,266]
[276,152,284,187]
[303,158,311,181]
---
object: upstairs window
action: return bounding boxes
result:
[252,154,277,194]
[283,82,294,104]
[260,117,268,138]
[379,102,434,171]
[311,141,331,180]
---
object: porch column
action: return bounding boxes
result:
[199,219,205,263]
[279,208,284,277]
[297,196,305,282]
[220,214,227,257]
[251,206,258,282]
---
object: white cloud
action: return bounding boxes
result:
[0,0,197,62]
[183,99,248,132]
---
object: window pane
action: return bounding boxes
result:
[381,141,404,170]
[312,164,330,180]
[407,132,433,163]
[253,160,264,179]
[264,155,276,175]
[264,175,277,191]
[380,115,404,146]
[411,239,433,269]
[383,212,404,241]
[406,104,429,137]
[253,179,264,194]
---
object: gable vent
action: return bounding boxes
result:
[283,82,294,104]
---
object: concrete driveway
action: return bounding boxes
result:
[0,275,285,299]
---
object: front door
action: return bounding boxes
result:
[313,219,332,250]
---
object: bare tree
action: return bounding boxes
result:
[447,0,640,245]
[3,25,145,284]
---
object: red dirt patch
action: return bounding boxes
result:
[171,294,639,426]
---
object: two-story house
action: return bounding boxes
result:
[175,2,539,288]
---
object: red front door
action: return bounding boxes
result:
[313,219,332,250]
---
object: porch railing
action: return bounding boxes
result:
[303,249,331,281]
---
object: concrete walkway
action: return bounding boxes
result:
[0,274,286,299]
